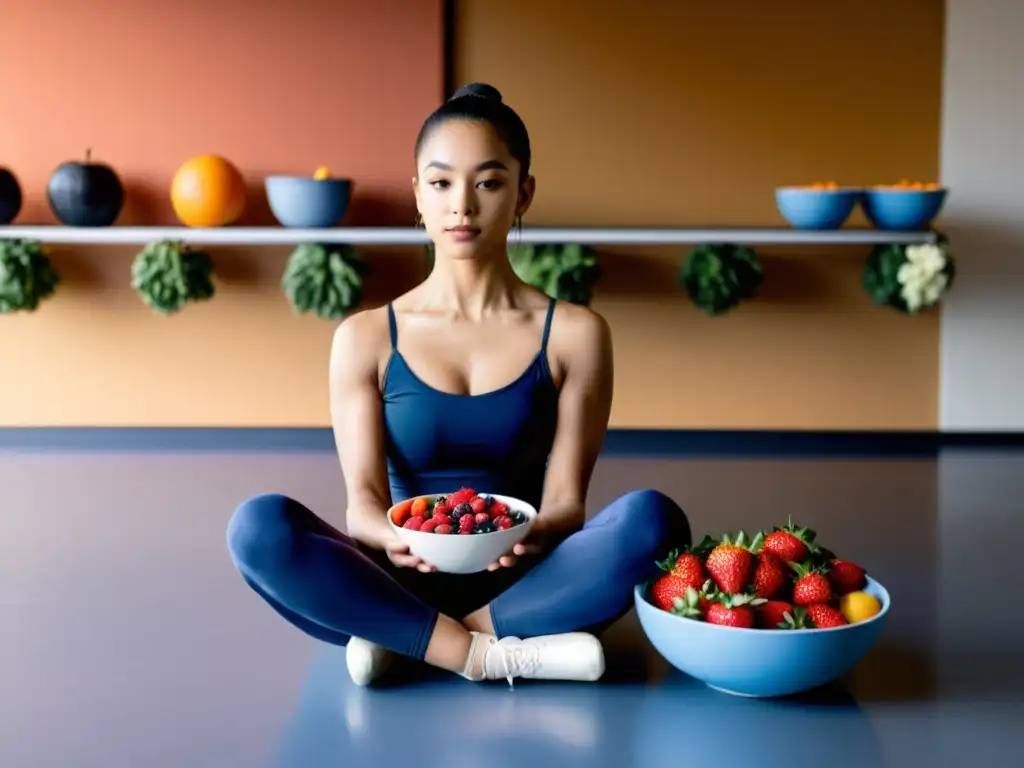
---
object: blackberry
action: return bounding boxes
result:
[454,502,473,518]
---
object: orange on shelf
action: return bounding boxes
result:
[873,179,942,191]
[170,154,247,227]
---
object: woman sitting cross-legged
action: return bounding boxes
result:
[226,82,691,687]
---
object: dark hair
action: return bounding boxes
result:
[414,82,532,185]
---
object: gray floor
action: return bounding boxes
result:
[2,443,1022,767]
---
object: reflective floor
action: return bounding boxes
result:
[2,442,1022,767]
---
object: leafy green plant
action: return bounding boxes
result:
[679,243,764,316]
[0,238,61,314]
[131,239,215,315]
[863,237,954,314]
[281,242,368,320]
[509,243,601,305]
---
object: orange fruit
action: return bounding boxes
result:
[170,154,246,227]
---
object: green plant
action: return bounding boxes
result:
[862,237,954,314]
[509,243,601,305]
[679,243,764,316]
[0,238,61,314]
[131,239,215,315]
[281,242,367,320]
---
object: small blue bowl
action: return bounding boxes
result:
[634,576,890,698]
[265,175,352,228]
[862,188,947,231]
[775,187,864,230]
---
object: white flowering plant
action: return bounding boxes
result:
[862,236,955,314]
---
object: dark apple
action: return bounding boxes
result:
[47,148,125,226]
[0,167,21,225]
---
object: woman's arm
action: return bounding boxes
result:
[539,305,615,536]
[506,305,614,563]
[329,311,431,570]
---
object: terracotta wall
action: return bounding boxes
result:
[0,0,945,430]
[0,0,443,428]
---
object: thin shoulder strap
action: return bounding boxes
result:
[387,302,398,350]
[540,297,556,353]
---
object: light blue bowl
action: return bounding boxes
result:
[862,188,947,231]
[265,176,352,228]
[634,576,890,698]
[775,187,864,230]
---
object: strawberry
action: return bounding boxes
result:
[431,499,451,518]
[470,497,487,515]
[760,516,818,563]
[777,605,813,630]
[668,586,705,620]
[752,552,790,599]
[389,499,414,526]
[705,592,766,629]
[431,513,452,527]
[403,515,425,530]
[435,524,452,535]
[656,549,708,592]
[448,488,477,507]
[490,500,509,517]
[806,604,848,628]
[651,574,691,611]
[791,561,833,606]
[756,600,795,629]
[420,517,441,533]
[828,559,867,595]
[705,530,761,594]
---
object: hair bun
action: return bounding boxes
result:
[450,82,503,103]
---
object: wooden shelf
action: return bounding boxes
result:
[0,225,940,247]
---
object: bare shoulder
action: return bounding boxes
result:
[330,305,393,383]
[547,300,614,376]
[551,300,612,348]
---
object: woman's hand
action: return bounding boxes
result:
[486,517,550,571]
[384,535,436,573]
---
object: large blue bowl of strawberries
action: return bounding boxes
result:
[635,518,890,698]
[388,488,536,574]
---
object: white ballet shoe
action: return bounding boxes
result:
[345,636,395,686]
[462,631,606,688]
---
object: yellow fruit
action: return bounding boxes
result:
[839,591,881,623]
[313,166,331,180]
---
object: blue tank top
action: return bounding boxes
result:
[382,299,560,510]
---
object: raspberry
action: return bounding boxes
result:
[474,512,490,526]
[403,515,425,530]
[459,514,474,533]
[448,488,476,506]
[493,515,513,530]
[434,524,452,535]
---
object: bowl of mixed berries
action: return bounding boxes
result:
[387,487,536,574]
[634,518,890,698]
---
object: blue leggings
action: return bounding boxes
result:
[226,488,690,660]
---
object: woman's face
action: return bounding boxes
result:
[413,119,534,259]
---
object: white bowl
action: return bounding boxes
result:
[387,493,537,574]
